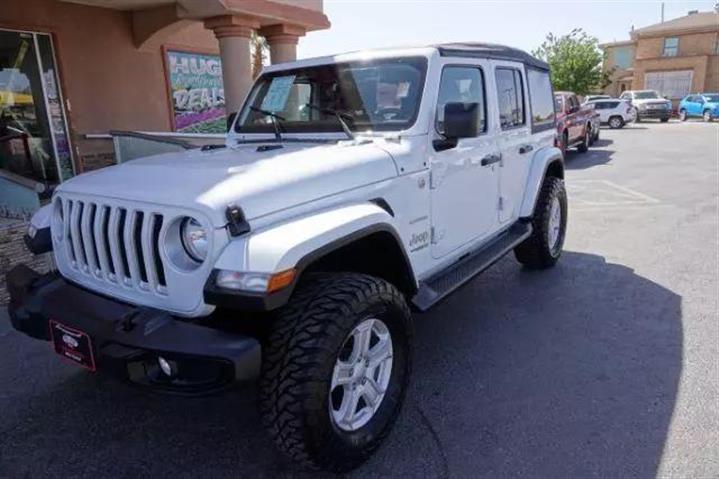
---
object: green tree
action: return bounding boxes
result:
[532,29,611,95]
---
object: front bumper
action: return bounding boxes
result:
[6,265,261,395]
[637,108,671,119]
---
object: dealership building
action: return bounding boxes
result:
[0,0,329,303]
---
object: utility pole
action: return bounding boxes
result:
[661,2,665,22]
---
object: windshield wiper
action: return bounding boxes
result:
[304,103,355,140]
[249,106,285,142]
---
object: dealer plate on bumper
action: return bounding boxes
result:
[49,321,97,371]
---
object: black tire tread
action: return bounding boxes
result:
[514,176,566,269]
[259,272,411,472]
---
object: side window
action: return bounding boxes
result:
[526,68,554,131]
[609,101,620,109]
[593,102,605,110]
[663,37,679,57]
[436,66,486,134]
[495,68,525,129]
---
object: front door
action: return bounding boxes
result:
[430,64,500,259]
[0,29,74,185]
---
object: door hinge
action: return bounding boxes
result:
[498,196,505,211]
[430,227,444,244]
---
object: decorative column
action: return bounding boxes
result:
[259,24,306,64]
[204,15,260,115]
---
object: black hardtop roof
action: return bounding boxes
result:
[434,42,549,71]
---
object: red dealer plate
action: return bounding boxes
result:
[49,321,97,371]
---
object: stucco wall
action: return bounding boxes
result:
[632,56,709,92]
[1,0,219,172]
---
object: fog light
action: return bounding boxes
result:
[158,356,177,377]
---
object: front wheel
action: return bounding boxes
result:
[514,176,567,269]
[679,109,688,121]
[660,117,669,123]
[704,110,713,122]
[260,273,412,472]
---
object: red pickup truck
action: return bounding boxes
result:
[554,91,599,157]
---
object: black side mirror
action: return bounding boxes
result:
[443,102,480,139]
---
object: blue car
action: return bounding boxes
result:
[678,93,719,122]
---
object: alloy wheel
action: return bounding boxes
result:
[330,318,394,432]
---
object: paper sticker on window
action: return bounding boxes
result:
[261,76,296,112]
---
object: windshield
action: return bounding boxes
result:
[235,57,427,135]
[635,91,660,99]
[703,94,719,102]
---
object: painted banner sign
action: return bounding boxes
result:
[166,50,226,133]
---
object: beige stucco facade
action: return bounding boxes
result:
[601,11,719,104]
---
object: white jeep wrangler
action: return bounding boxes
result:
[8,42,566,472]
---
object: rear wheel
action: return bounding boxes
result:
[514,176,567,269]
[679,109,688,121]
[609,116,624,129]
[704,110,713,122]
[576,126,590,153]
[260,273,412,472]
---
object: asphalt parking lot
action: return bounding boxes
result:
[1,120,717,478]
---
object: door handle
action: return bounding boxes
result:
[519,144,534,154]
[480,153,502,166]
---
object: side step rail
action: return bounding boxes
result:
[411,222,532,311]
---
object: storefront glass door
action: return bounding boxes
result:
[0,29,74,186]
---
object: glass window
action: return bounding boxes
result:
[435,66,486,135]
[236,57,427,134]
[526,68,554,127]
[613,46,633,69]
[495,68,525,129]
[663,37,679,57]
[1,30,73,185]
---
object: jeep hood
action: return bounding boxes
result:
[56,141,398,227]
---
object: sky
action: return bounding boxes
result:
[298,0,718,59]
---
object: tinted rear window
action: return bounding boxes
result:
[526,68,554,128]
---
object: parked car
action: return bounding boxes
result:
[619,90,672,122]
[585,98,634,129]
[554,91,599,156]
[678,93,719,122]
[7,42,567,472]
[584,94,611,103]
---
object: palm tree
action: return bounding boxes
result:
[251,32,269,79]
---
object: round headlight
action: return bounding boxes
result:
[180,217,208,262]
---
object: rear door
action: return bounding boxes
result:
[492,61,532,224]
[429,62,501,259]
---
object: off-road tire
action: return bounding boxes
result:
[259,273,412,472]
[576,126,590,153]
[514,176,567,269]
[679,109,688,122]
[609,116,624,129]
[704,110,713,122]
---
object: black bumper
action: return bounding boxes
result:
[6,265,261,395]
[637,109,670,119]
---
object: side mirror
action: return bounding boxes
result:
[443,102,480,139]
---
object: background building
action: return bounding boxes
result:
[0,0,329,189]
[601,10,719,105]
